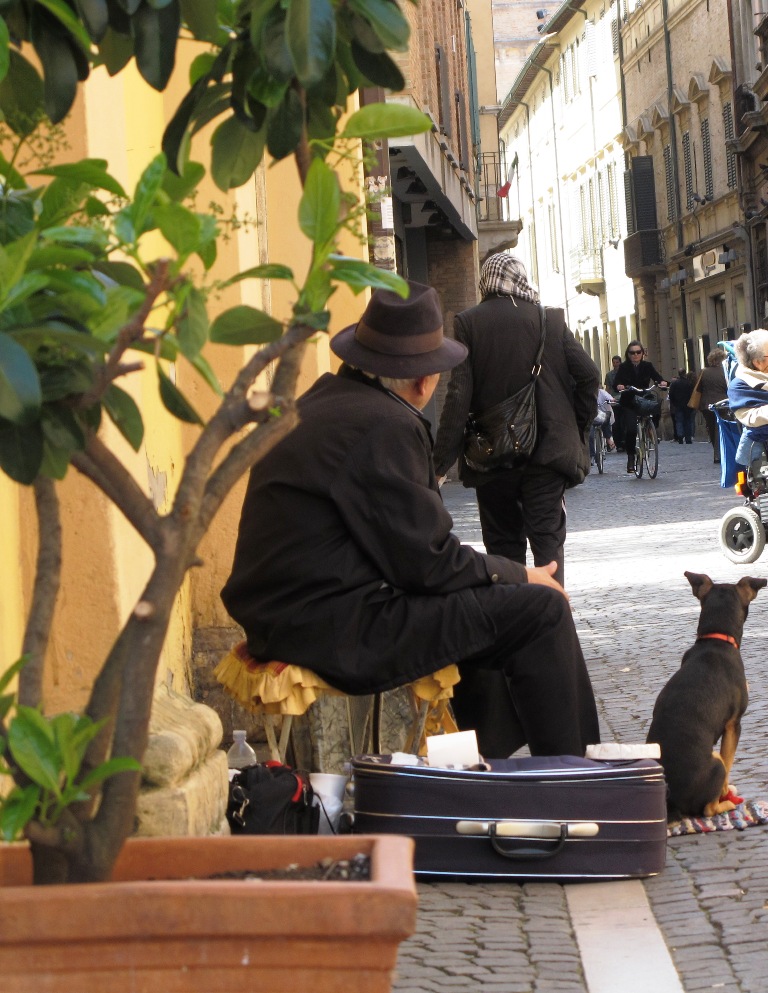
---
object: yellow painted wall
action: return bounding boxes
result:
[4,45,372,714]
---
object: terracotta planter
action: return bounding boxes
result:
[0,834,417,993]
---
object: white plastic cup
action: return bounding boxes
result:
[309,773,348,834]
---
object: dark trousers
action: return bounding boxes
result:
[702,409,720,459]
[673,407,694,443]
[475,465,567,585]
[452,583,601,758]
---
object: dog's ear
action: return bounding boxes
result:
[736,576,768,603]
[685,571,712,600]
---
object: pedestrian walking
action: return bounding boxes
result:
[431,255,599,757]
[668,369,695,444]
[696,347,729,463]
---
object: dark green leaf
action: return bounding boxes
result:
[128,153,166,237]
[74,0,110,41]
[44,269,108,307]
[78,755,142,790]
[2,273,50,312]
[32,159,127,197]
[301,267,333,313]
[8,707,61,795]
[153,203,203,259]
[38,361,94,402]
[83,195,111,218]
[0,17,10,84]
[0,51,45,138]
[0,185,37,241]
[161,159,205,202]
[246,68,287,110]
[294,309,330,331]
[286,0,336,86]
[40,405,86,480]
[0,656,28,696]
[0,334,42,425]
[180,0,222,42]
[348,0,410,51]
[92,261,146,292]
[225,264,294,286]
[31,17,79,124]
[87,285,145,339]
[210,116,266,191]
[298,157,340,244]
[96,26,135,76]
[11,322,108,359]
[266,88,304,161]
[209,305,283,346]
[103,383,144,450]
[28,246,96,269]
[0,693,15,723]
[162,75,209,175]
[0,420,44,484]
[340,103,431,140]
[176,286,208,359]
[157,363,204,424]
[33,0,94,49]
[350,41,404,90]
[189,351,222,397]
[0,785,40,841]
[261,7,294,82]
[132,0,181,91]
[329,256,409,295]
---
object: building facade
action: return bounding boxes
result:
[498,0,638,380]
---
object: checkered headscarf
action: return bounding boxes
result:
[479,254,540,304]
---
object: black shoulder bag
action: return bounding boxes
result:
[227,762,320,834]
[463,304,547,472]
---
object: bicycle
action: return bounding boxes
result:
[623,385,667,479]
[590,411,611,474]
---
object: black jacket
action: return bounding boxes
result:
[221,367,526,695]
[432,297,599,487]
[614,359,665,392]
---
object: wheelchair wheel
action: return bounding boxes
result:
[719,507,766,564]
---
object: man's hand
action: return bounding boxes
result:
[525,561,569,601]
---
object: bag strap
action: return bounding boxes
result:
[531,304,547,380]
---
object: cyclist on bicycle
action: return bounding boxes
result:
[615,340,668,474]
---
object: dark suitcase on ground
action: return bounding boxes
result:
[351,754,667,880]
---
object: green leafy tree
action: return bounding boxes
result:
[0,0,429,884]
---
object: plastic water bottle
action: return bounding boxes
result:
[227,730,257,769]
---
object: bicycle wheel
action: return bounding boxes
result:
[595,431,605,474]
[643,419,659,478]
[634,420,644,478]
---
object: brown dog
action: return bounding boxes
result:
[647,571,766,817]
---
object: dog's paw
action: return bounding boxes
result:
[704,799,738,816]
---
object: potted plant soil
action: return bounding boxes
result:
[0,0,423,987]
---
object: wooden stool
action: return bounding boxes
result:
[214,642,459,765]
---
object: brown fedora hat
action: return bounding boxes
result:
[331,281,467,377]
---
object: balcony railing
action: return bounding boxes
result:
[624,229,665,277]
[476,152,515,224]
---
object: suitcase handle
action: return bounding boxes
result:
[455,820,599,862]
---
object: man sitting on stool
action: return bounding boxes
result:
[221,282,601,758]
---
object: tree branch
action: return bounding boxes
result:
[71,435,163,552]
[77,261,172,409]
[19,478,62,708]
[198,405,298,535]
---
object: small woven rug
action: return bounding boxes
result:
[668,799,768,837]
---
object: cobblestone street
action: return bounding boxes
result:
[392,438,768,993]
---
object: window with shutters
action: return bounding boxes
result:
[664,144,676,222]
[436,46,452,137]
[723,102,737,189]
[580,183,589,250]
[682,131,693,211]
[607,162,620,238]
[610,1,619,56]
[701,118,713,199]
[561,51,571,103]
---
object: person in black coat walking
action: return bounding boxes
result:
[432,255,599,757]
[221,281,600,759]
[432,254,599,586]
[668,369,695,444]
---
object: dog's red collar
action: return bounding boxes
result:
[696,633,739,649]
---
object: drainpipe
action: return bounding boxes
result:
[537,62,571,326]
